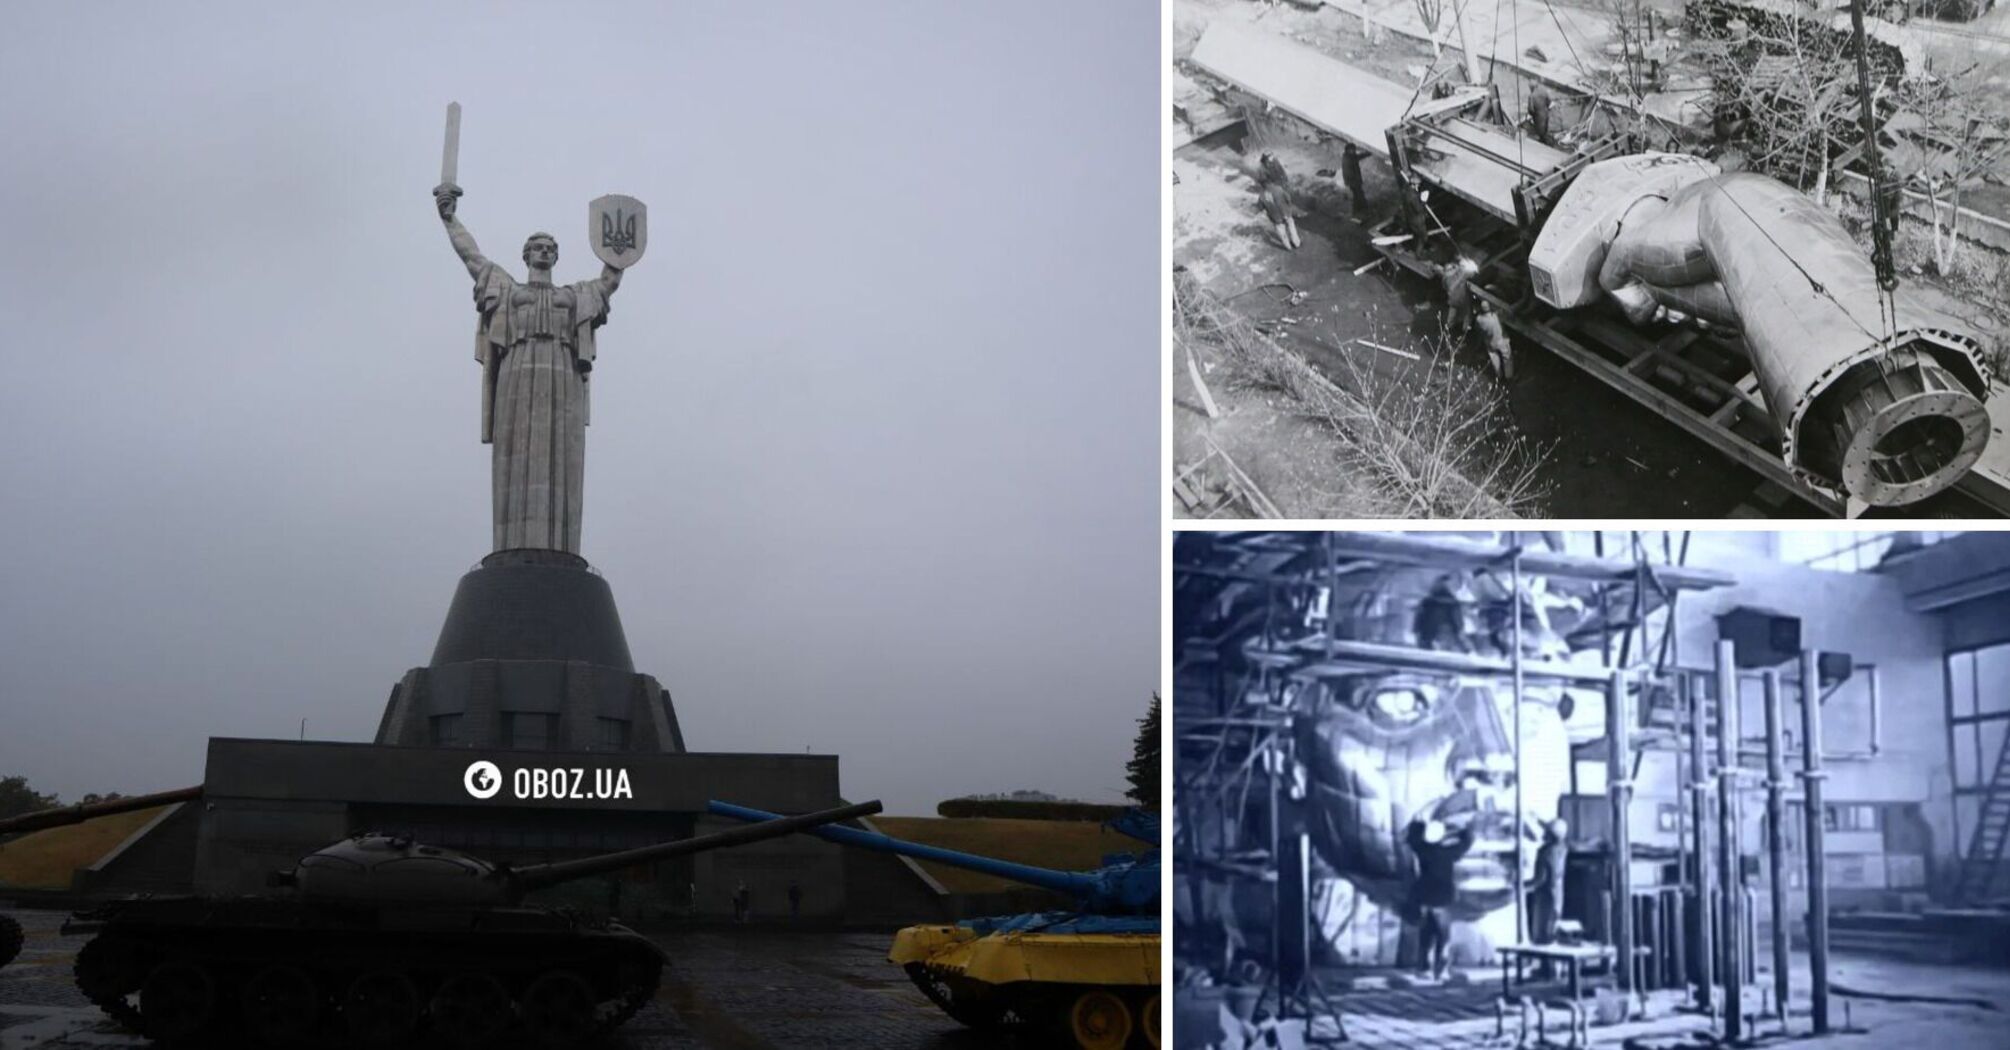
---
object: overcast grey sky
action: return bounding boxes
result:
[0,2,1159,817]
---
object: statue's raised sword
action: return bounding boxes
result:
[437,101,462,200]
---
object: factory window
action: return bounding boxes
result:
[429,714,465,747]
[1779,531,1956,572]
[503,712,556,749]
[1947,645,2010,792]
[1822,804,1879,832]
[596,717,630,750]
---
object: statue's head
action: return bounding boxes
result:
[522,232,559,271]
[1279,566,1584,921]
[1296,676,1568,920]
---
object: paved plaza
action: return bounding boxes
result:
[0,909,1024,1050]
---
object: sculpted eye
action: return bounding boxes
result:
[1369,688,1429,725]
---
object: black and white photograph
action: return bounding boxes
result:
[1172,0,2010,519]
[1173,530,2010,1047]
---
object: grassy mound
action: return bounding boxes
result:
[0,806,170,890]
[869,816,1141,896]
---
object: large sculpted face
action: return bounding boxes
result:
[1294,676,1573,920]
[1283,568,1584,922]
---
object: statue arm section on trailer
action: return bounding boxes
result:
[1530,155,1991,507]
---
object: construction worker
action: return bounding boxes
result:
[1401,170,1432,244]
[1436,248,1478,344]
[1474,298,1512,380]
[1340,143,1368,214]
[1527,84,1555,147]
[1258,151,1289,190]
[1259,180,1300,251]
[1527,818,1570,978]
[1413,574,1474,653]
[1407,814,1476,981]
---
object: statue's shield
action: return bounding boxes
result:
[589,194,648,269]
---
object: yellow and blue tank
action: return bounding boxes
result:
[710,801,1160,1050]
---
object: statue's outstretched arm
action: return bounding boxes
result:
[599,262,624,296]
[435,187,491,281]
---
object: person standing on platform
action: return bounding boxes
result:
[1528,818,1570,977]
[1407,815,1476,981]
[1527,84,1556,147]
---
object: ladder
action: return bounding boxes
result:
[1954,726,2010,904]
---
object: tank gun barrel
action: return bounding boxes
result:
[508,799,882,896]
[0,786,202,836]
[706,800,1099,898]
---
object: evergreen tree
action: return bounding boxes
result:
[0,776,59,822]
[1124,693,1161,809]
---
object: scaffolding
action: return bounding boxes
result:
[1173,531,1740,1039]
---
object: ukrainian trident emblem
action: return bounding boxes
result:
[588,194,648,269]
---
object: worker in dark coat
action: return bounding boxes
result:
[1340,144,1368,214]
[1528,818,1569,975]
[1260,181,1301,251]
[1527,84,1555,147]
[1413,574,1473,653]
[1258,151,1290,188]
[1407,815,1476,981]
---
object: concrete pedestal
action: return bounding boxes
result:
[374,549,685,753]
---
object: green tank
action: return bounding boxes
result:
[22,796,874,1048]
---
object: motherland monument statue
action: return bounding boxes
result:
[372,104,685,755]
[431,102,648,554]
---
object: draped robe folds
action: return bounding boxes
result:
[472,262,614,554]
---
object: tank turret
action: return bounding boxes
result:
[707,800,1158,916]
[0,787,204,969]
[709,800,1161,1049]
[60,799,880,1047]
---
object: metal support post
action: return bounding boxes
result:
[1607,670,1634,994]
[1690,672,1715,1009]
[1763,670,1791,1026]
[1868,664,1882,756]
[1512,548,1527,946]
[1716,639,1743,1040]
[1799,650,1832,1034]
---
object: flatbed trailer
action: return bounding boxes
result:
[1186,18,2010,518]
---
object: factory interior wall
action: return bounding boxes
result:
[1632,553,1954,919]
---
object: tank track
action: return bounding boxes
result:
[905,965,1162,1049]
[69,925,664,1047]
[599,951,663,1033]
[0,914,23,969]
[902,962,1019,1029]
[73,935,146,1033]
